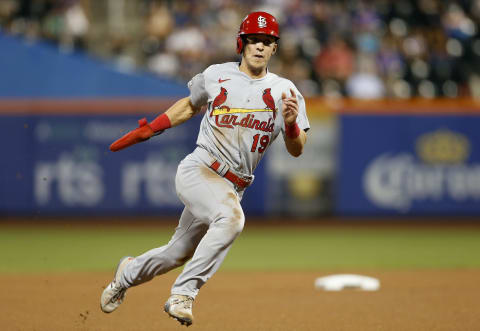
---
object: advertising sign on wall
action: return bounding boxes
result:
[337,114,480,215]
[0,114,266,215]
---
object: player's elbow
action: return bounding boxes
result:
[288,147,303,157]
[286,140,305,157]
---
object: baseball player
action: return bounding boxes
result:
[100,11,309,326]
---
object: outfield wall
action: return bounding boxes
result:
[336,99,480,216]
[0,100,266,216]
[1,99,480,217]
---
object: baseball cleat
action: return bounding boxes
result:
[100,256,134,313]
[164,294,194,326]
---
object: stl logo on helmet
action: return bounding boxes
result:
[257,16,267,28]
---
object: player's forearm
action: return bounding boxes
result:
[109,97,199,152]
[285,130,306,157]
[164,97,200,127]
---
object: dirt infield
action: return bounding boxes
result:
[1,269,479,331]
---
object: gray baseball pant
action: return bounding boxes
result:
[119,150,245,299]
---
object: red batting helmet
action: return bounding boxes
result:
[236,11,280,54]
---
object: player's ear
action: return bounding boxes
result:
[272,43,277,55]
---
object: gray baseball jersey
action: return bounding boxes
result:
[118,62,309,300]
[189,62,310,177]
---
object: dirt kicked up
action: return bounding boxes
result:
[1,269,479,331]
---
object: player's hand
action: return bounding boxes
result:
[281,88,299,126]
[110,118,159,152]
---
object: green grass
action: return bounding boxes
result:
[1,225,480,273]
[227,227,480,270]
[1,227,175,273]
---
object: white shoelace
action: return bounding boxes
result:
[109,282,126,303]
[172,297,193,309]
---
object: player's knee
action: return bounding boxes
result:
[229,207,245,236]
[147,253,188,271]
[172,253,191,267]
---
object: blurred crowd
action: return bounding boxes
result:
[2,0,480,98]
[0,0,89,51]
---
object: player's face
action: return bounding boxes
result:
[242,34,277,72]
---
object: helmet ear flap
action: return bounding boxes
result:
[236,36,243,54]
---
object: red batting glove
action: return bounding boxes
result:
[109,118,156,152]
